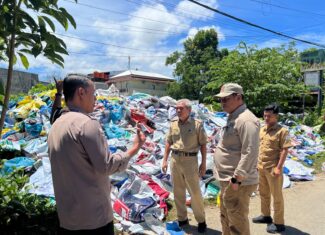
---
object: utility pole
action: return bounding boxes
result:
[128,56,131,70]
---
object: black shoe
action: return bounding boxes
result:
[252,215,273,224]
[267,223,285,233]
[178,219,189,227]
[198,221,207,233]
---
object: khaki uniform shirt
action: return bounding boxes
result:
[166,117,207,153]
[214,104,260,185]
[258,124,292,169]
[48,111,132,230]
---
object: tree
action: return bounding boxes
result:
[0,0,77,134]
[205,42,307,115]
[165,28,227,102]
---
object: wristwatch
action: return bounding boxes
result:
[231,177,242,185]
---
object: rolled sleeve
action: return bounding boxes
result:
[80,119,132,175]
[279,129,292,149]
[166,125,173,144]
[235,121,260,178]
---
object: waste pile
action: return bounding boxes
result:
[0,87,323,234]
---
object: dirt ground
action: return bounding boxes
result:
[183,174,325,235]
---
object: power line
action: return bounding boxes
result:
[152,0,325,35]
[55,33,158,52]
[77,23,180,36]
[65,0,279,41]
[250,0,325,18]
[83,22,180,35]
[158,0,325,36]
[187,0,325,49]
[68,51,169,57]
[126,0,213,20]
[148,0,266,34]
[63,0,188,29]
[77,23,270,38]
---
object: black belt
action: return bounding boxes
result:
[172,150,197,157]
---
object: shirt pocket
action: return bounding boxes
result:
[222,126,240,147]
[266,135,279,149]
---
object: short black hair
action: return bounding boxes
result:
[63,74,90,102]
[264,103,279,114]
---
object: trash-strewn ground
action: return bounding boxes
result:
[2,88,325,234]
[184,174,325,235]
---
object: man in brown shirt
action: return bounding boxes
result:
[253,104,291,233]
[162,99,207,233]
[214,83,260,235]
[47,74,145,234]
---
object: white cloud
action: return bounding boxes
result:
[180,25,225,44]
[64,36,87,52]
[95,3,187,49]
[175,0,218,20]
[254,38,285,49]
[2,0,227,81]
[295,33,325,49]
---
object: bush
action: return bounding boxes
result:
[28,83,54,95]
[0,166,58,233]
[303,109,322,127]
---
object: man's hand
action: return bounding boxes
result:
[229,181,239,191]
[199,163,206,177]
[126,124,146,158]
[162,160,168,173]
[54,77,63,93]
[273,167,281,177]
[134,124,146,148]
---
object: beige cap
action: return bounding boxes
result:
[214,83,243,98]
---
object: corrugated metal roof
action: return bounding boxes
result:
[111,69,174,80]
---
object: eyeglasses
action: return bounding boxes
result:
[218,93,238,103]
[176,106,186,111]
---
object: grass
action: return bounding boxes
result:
[165,200,177,221]
[165,197,218,222]
[204,197,218,207]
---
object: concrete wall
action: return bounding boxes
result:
[115,80,169,96]
[94,82,109,90]
[0,68,39,94]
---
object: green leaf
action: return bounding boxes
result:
[38,16,46,28]
[17,52,29,69]
[19,10,38,31]
[59,7,77,29]
[42,15,56,31]
[3,6,9,12]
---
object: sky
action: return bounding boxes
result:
[2,0,325,82]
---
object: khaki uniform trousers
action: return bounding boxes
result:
[170,154,205,223]
[259,168,284,224]
[220,181,257,235]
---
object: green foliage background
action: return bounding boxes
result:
[0,166,58,233]
[166,29,309,116]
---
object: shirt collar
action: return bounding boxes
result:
[178,116,193,124]
[266,123,280,131]
[228,104,247,120]
[67,105,85,113]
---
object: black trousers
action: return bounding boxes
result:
[59,221,114,235]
